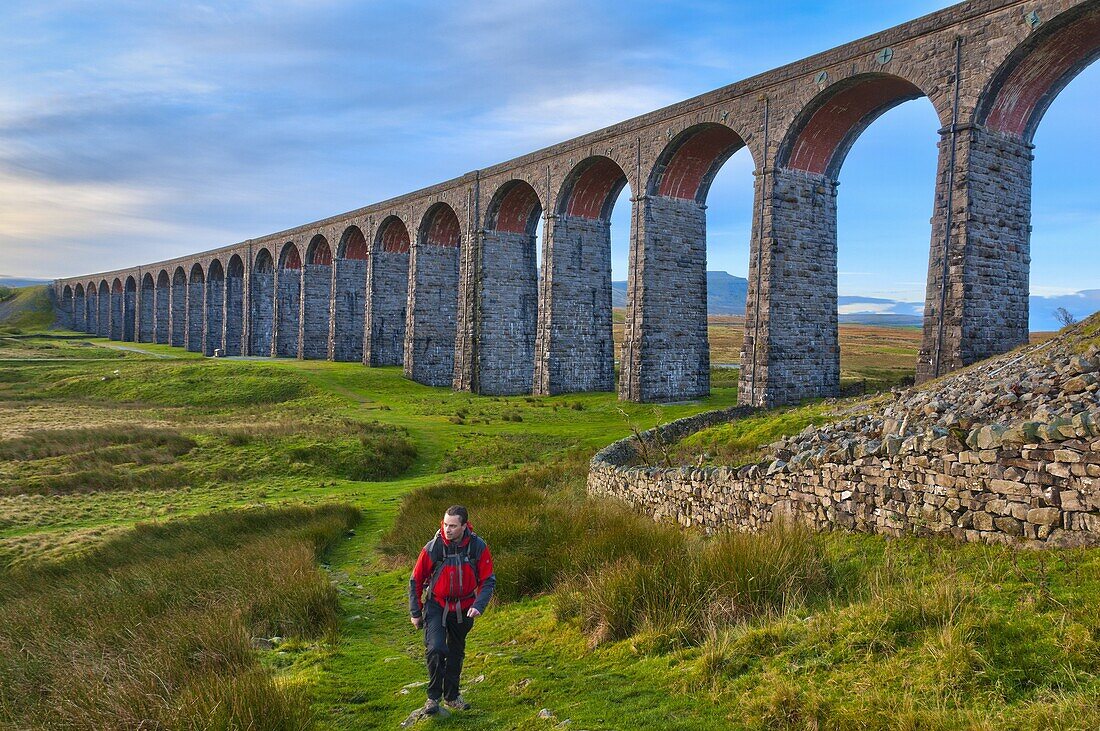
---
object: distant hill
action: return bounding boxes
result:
[838,314,923,327]
[0,276,50,288]
[612,271,749,314]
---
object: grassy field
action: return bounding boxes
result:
[1,295,1096,729]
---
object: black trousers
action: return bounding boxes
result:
[423,600,474,701]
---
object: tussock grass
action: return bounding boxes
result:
[0,504,360,730]
[1,419,416,497]
[383,456,843,643]
[556,523,838,647]
[0,425,195,461]
[382,454,685,601]
[39,362,314,406]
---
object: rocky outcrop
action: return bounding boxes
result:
[588,321,1100,548]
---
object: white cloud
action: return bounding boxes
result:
[473,85,679,149]
[0,167,235,277]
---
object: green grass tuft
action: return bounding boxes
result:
[0,503,360,730]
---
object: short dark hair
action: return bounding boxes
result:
[445,505,468,524]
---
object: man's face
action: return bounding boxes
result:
[442,513,465,542]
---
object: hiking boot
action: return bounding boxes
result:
[423,698,440,715]
[444,695,471,711]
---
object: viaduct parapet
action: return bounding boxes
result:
[53,0,1100,405]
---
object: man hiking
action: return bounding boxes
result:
[409,505,495,714]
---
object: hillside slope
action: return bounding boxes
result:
[0,285,55,332]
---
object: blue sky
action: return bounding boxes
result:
[1,0,1097,311]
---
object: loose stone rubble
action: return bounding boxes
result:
[588,321,1100,548]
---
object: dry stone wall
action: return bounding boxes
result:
[591,326,1100,549]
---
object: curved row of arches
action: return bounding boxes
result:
[56,2,1100,404]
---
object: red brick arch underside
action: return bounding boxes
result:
[254,249,274,273]
[339,226,368,260]
[650,124,746,202]
[377,217,411,254]
[279,243,302,270]
[557,157,628,220]
[420,204,461,248]
[982,6,1100,142]
[781,74,925,179]
[307,235,333,266]
[488,180,542,235]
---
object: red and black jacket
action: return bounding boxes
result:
[409,523,495,621]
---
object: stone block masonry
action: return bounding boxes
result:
[186,277,204,353]
[250,267,274,356]
[588,409,1100,549]
[301,263,332,360]
[225,266,245,356]
[534,215,615,395]
[332,259,366,362]
[139,283,154,342]
[205,274,224,356]
[170,277,185,347]
[469,230,539,395]
[275,269,301,358]
[365,250,408,367]
[620,196,710,402]
[155,283,169,344]
[739,169,840,407]
[405,242,458,386]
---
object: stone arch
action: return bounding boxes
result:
[97,280,110,338]
[333,225,368,362]
[155,270,171,344]
[205,259,225,356]
[139,272,155,342]
[467,179,543,394]
[920,4,1100,383]
[251,248,275,356]
[740,74,941,406]
[302,234,333,360]
[170,267,187,347]
[486,179,543,236]
[406,203,462,385]
[73,283,87,331]
[555,155,628,220]
[367,215,410,367]
[123,275,137,341]
[646,122,749,203]
[979,4,1100,143]
[778,73,928,179]
[276,242,302,357]
[536,156,631,396]
[186,263,205,353]
[618,123,753,401]
[225,254,245,356]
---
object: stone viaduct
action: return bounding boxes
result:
[53,0,1100,406]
